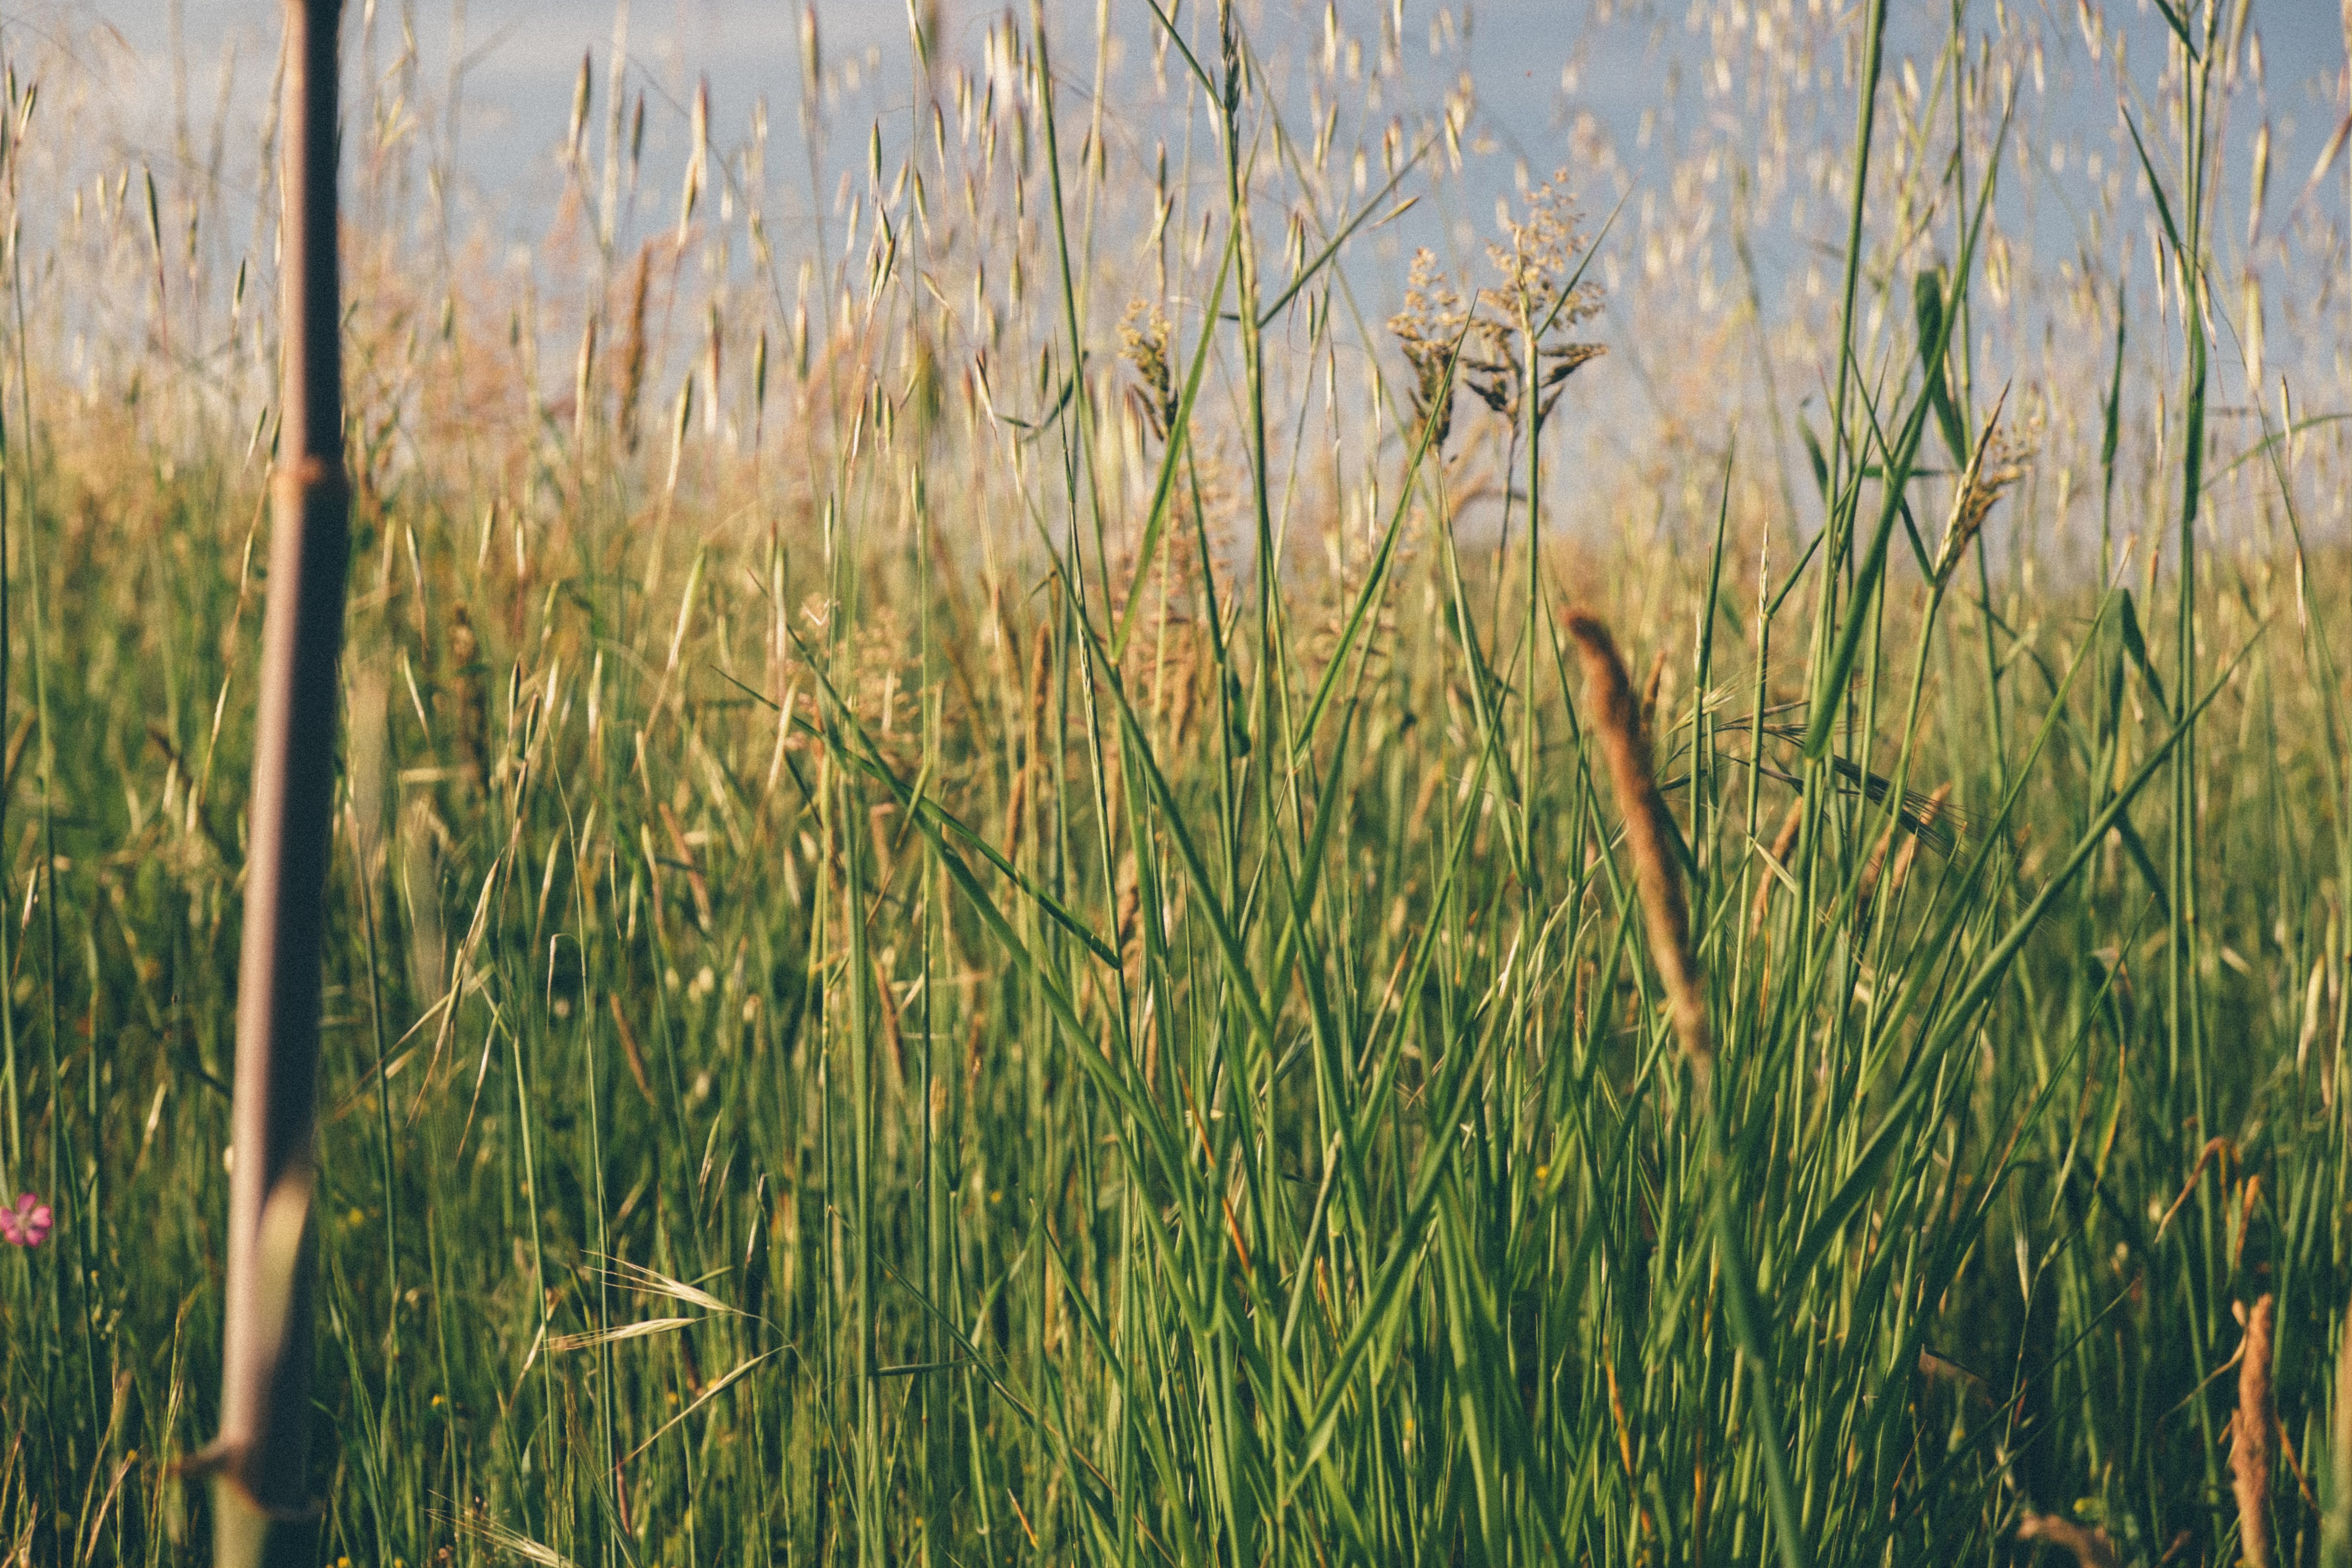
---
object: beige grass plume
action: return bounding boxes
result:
[2233,1293,2277,1568]
[617,242,654,455]
[1388,248,1466,450]
[1117,297,1176,441]
[1564,610,1711,1089]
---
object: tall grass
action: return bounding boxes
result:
[0,1,2348,1566]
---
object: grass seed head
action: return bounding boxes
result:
[1565,609,1711,1088]
[1117,297,1176,441]
[618,243,654,455]
[1389,247,1466,449]
[2233,1293,2277,1568]
[1464,170,1605,427]
[1934,383,2030,584]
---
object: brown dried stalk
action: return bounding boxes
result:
[1860,780,1951,924]
[1565,610,1711,1087]
[2015,1514,2120,1568]
[2233,1293,2277,1568]
[1883,782,1952,901]
[1750,796,1803,934]
[202,3,352,1563]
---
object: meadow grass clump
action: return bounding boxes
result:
[0,1,2349,1566]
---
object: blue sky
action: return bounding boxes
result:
[74,2,2351,265]
[33,0,2352,438]
[24,1,2343,565]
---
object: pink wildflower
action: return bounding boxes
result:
[0,1191,51,1247]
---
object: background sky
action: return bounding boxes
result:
[54,1,2352,289]
[16,0,2351,548]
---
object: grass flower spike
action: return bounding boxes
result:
[2232,1294,2277,1568]
[1388,248,1468,448]
[1932,383,2029,585]
[1565,610,1711,1088]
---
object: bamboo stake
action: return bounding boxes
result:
[200,2,349,1562]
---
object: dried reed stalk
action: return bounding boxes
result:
[1750,796,1802,934]
[2330,1299,2352,1566]
[1882,782,1951,900]
[1002,622,1051,864]
[1859,780,1950,924]
[1565,610,1711,1087]
[2014,1514,2120,1568]
[203,3,352,1564]
[2232,1293,2277,1568]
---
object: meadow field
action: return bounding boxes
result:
[1,0,2350,1564]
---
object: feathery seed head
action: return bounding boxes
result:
[1934,383,2030,584]
[1118,298,1176,441]
[1389,248,1467,449]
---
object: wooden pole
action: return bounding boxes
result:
[207,1,348,1560]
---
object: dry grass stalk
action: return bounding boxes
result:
[1565,609,1710,1087]
[2232,1293,2277,1568]
[571,314,599,449]
[1002,622,1051,865]
[1750,796,1803,934]
[1637,648,1667,743]
[2156,1136,2236,1239]
[1915,1348,1995,1407]
[209,2,351,1543]
[607,994,657,1108]
[2332,1301,2352,1564]
[1883,782,1951,899]
[2230,1176,2264,1272]
[2014,1513,2120,1568]
[448,603,487,788]
[1860,780,1951,921]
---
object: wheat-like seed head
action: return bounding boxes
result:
[1481,170,1602,335]
[618,243,654,455]
[1934,383,2030,584]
